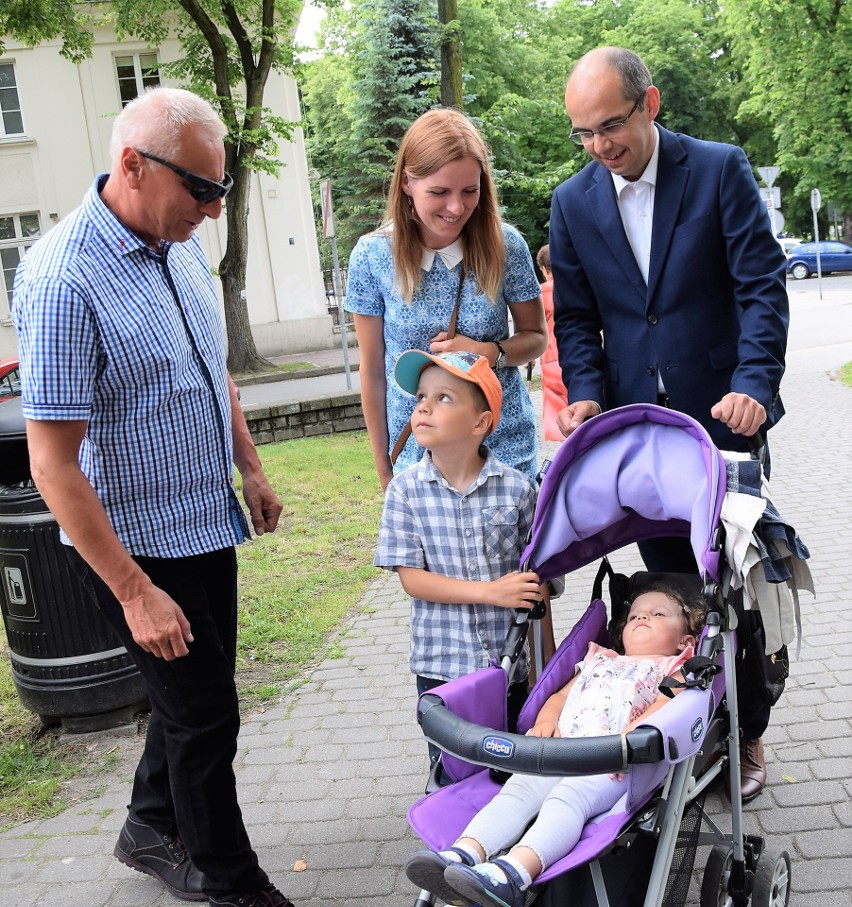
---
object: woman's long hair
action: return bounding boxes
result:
[382,108,504,303]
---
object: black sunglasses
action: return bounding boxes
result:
[136,149,233,203]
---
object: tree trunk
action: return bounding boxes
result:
[438,0,463,110]
[218,167,269,374]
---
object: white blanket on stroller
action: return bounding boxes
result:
[719,452,814,655]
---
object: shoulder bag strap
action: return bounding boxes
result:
[390,264,466,465]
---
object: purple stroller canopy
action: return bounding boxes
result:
[521,404,727,580]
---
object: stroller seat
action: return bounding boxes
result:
[408,596,722,885]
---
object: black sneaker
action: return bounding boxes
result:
[208,882,295,906]
[114,815,206,901]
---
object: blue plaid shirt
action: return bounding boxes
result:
[12,175,249,558]
[375,450,537,681]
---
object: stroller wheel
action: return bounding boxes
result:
[699,844,733,907]
[752,846,791,907]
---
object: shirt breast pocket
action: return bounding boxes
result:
[482,506,520,559]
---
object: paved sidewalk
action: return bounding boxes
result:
[2,304,852,905]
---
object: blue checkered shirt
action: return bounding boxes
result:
[12,175,249,558]
[375,450,537,681]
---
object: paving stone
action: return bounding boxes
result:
[0,885,48,907]
[794,827,852,861]
[0,836,41,858]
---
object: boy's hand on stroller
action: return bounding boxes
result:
[490,571,542,609]
[710,392,766,436]
[526,719,561,738]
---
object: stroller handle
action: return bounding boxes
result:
[418,694,665,777]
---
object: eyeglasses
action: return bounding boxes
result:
[136,149,233,203]
[569,92,646,146]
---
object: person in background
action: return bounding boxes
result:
[345,107,548,489]
[549,46,789,801]
[535,244,569,443]
[12,87,292,907]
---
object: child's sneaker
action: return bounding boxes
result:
[444,859,526,907]
[404,848,472,906]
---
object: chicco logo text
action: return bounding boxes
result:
[483,736,515,758]
[691,717,704,742]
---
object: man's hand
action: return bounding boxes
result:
[241,471,283,535]
[489,570,542,609]
[556,400,602,437]
[121,586,194,661]
[710,392,766,437]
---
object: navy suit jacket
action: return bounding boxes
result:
[550,125,789,451]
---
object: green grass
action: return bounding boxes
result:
[838,362,852,387]
[0,732,75,821]
[0,430,384,824]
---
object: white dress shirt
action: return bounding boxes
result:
[612,129,664,390]
[611,128,660,284]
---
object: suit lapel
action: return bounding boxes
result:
[647,128,688,305]
[586,168,646,295]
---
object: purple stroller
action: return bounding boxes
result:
[407,404,791,907]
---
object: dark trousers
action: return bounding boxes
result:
[66,546,267,897]
[637,536,770,740]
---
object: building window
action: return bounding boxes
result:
[0,213,41,319]
[0,61,25,136]
[115,53,161,107]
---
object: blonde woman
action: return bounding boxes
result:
[345,108,547,490]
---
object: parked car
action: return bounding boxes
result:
[0,357,21,403]
[786,241,852,280]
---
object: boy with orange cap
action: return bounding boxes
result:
[375,350,541,763]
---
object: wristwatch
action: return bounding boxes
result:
[493,340,507,370]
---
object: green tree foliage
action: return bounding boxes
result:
[3,0,302,372]
[303,0,437,258]
[349,0,437,238]
[724,0,851,238]
[0,0,93,61]
[456,0,578,254]
[302,0,844,263]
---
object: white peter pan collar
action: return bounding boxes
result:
[420,238,464,272]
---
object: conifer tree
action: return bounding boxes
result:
[340,0,438,247]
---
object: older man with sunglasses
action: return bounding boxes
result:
[12,87,293,907]
[549,48,789,803]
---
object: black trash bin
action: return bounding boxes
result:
[0,397,147,732]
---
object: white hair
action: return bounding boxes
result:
[110,87,227,165]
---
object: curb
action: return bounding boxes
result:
[234,363,360,388]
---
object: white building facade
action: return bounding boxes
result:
[0,25,334,359]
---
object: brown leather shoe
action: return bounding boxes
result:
[725,737,767,802]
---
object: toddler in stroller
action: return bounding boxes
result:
[405,583,706,907]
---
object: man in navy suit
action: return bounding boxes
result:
[550,47,789,801]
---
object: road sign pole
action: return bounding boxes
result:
[811,188,823,300]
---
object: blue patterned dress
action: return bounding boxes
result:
[345,223,542,480]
